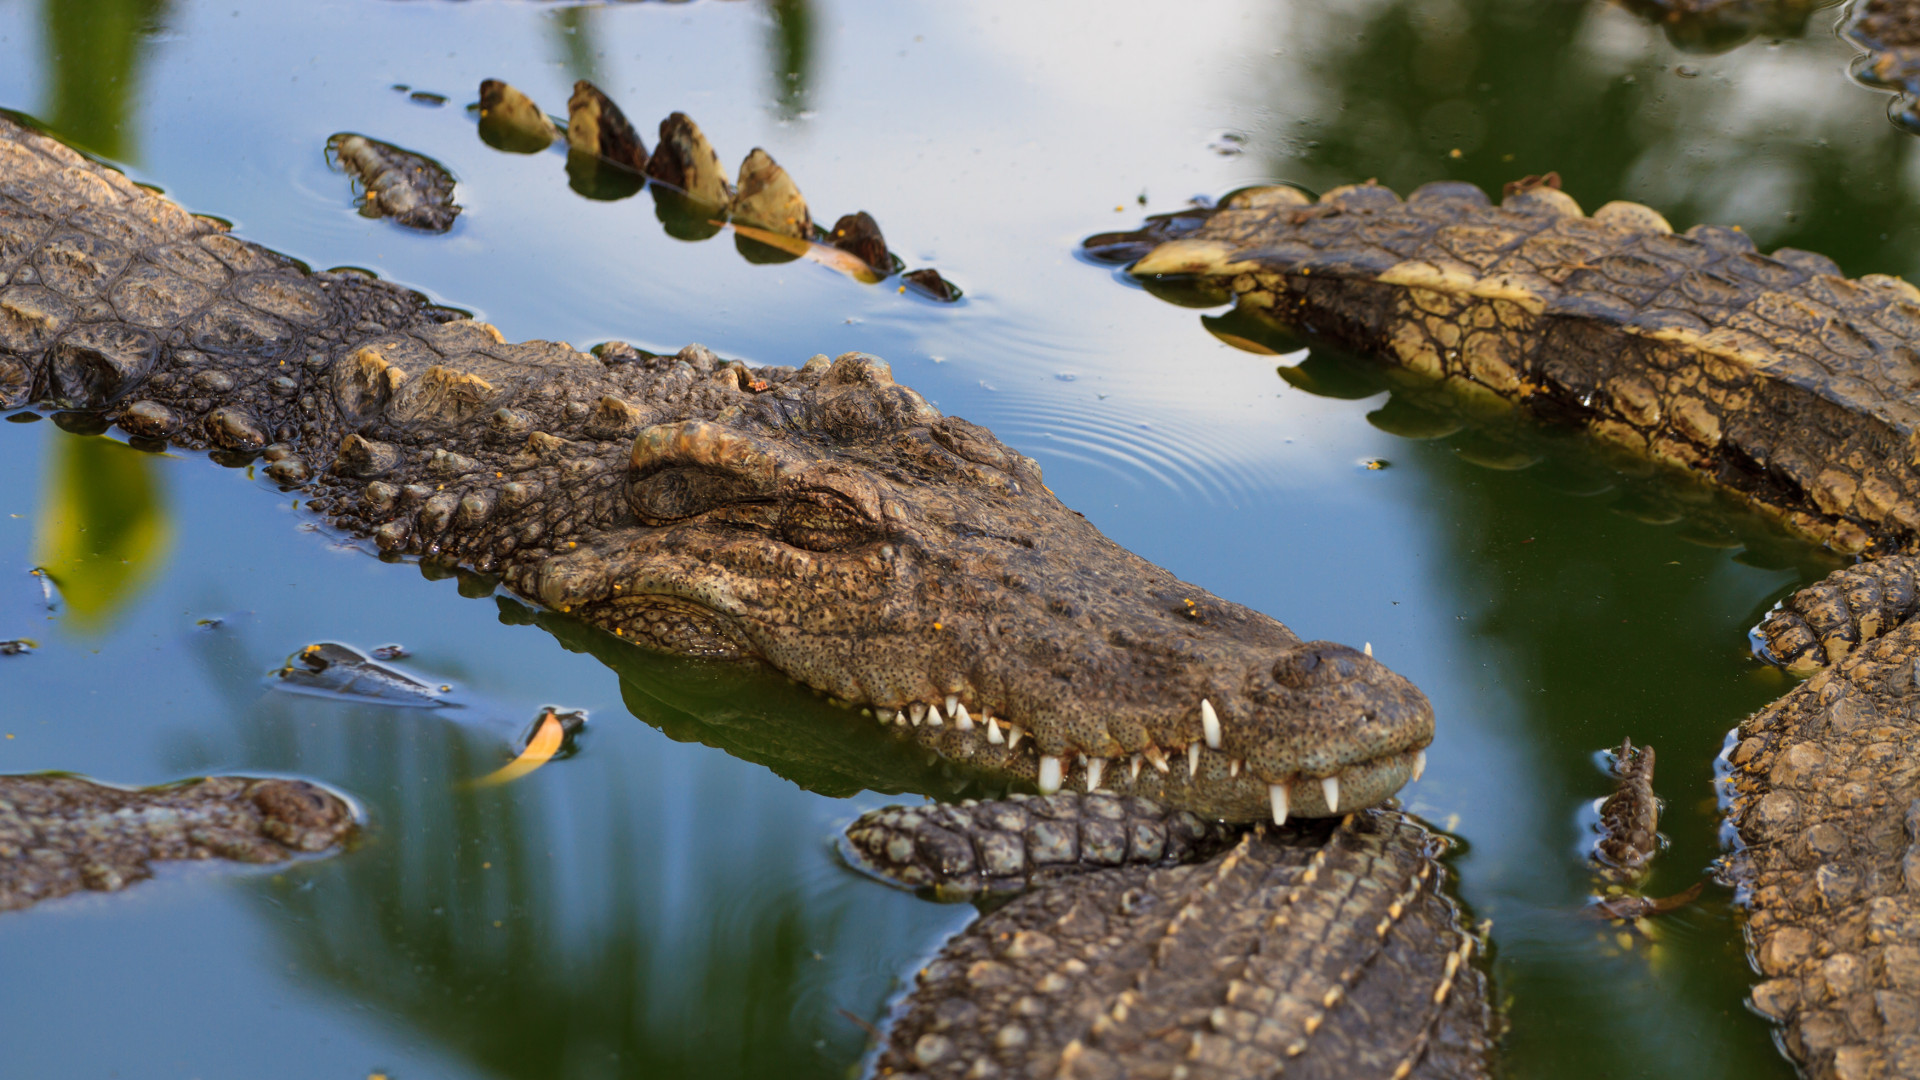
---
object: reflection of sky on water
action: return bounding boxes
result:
[3,0,1916,1075]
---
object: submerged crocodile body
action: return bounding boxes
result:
[0,112,1429,826]
[0,774,357,911]
[848,798,1490,1080]
[1094,176,1920,1076]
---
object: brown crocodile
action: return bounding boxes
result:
[0,773,357,911]
[0,112,1430,828]
[1092,174,1920,1076]
[1847,0,1920,134]
[848,800,1490,1080]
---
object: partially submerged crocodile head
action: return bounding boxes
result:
[522,354,1431,822]
[0,113,1427,824]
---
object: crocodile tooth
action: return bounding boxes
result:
[1187,743,1201,777]
[953,703,974,731]
[876,708,895,725]
[1086,757,1105,792]
[1038,755,1063,794]
[926,702,944,727]
[895,711,908,726]
[1228,758,1242,779]
[1144,746,1171,773]
[945,694,959,716]
[1321,776,1341,813]
[910,702,927,726]
[1200,699,1222,749]
[1129,755,1143,782]
[986,716,1005,744]
[1269,783,1290,826]
[1364,641,1373,657]
[1412,749,1427,781]
[1008,725,1025,751]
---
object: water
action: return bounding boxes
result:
[0,0,1908,1075]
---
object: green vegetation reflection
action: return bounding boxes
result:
[33,432,171,635]
[39,0,169,161]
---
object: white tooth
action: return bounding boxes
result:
[1144,747,1170,773]
[926,702,944,727]
[987,716,1005,744]
[1008,725,1025,751]
[877,708,895,725]
[1269,783,1290,826]
[946,694,959,716]
[1086,757,1105,792]
[1038,755,1063,794]
[1187,743,1202,777]
[1412,749,1427,782]
[910,702,927,726]
[895,712,908,726]
[1364,641,1372,657]
[1200,699,1222,750]
[953,703,975,731]
[1129,755,1143,782]
[1321,776,1341,813]
[1229,758,1242,779]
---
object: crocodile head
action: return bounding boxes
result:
[525,354,1431,823]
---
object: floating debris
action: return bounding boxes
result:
[326,133,461,233]
[0,639,33,656]
[901,268,962,302]
[0,773,357,912]
[474,707,588,787]
[565,79,649,173]
[272,641,448,707]
[1589,880,1704,921]
[477,78,558,153]
[370,643,410,661]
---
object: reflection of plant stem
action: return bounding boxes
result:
[765,0,814,120]
[549,6,601,88]
[32,432,171,635]
[41,0,169,161]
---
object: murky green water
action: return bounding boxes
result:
[2,0,1912,1075]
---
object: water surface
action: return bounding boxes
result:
[3,1,1912,1076]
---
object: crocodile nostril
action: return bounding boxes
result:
[1271,642,1368,689]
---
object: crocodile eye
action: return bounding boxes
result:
[626,466,762,525]
[780,490,880,552]
[1272,643,1367,689]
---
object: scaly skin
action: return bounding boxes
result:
[1095,177,1920,1076]
[868,809,1491,1080]
[840,791,1237,901]
[1848,0,1920,131]
[0,774,357,911]
[0,114,1429,823]
[1595,737,1660,885]
[1105,178,1920,558]
[1723,622,1920,1080]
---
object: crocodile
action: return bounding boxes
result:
[0,111,1430,827]
[847,799,1490,1080]
[0,773,357,911]
[1092,174,1920,1076]
[1847,0,1920,133]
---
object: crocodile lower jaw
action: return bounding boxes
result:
[862,694,1427,823]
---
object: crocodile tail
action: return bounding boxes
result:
[1752,555,1920,673]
